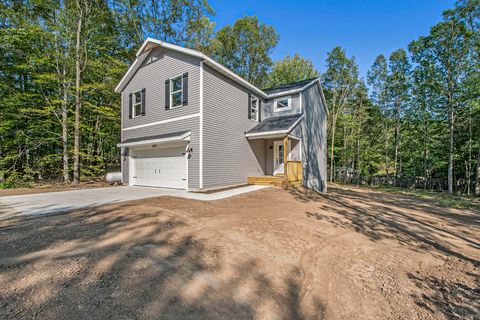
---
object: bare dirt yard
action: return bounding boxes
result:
[0,185,478,319]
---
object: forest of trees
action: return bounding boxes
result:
[0,0,478,195]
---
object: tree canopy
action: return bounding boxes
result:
[208,16,279,87]
[266,53,319,88]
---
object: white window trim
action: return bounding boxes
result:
[274,96,292,112]
[132,89,143,118]
[169,74,183,109]
[250,96,259,122]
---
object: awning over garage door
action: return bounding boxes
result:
[117,130,191,148]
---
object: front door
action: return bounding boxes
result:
[273,140,290,175]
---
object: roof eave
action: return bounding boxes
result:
[117,131,191,148]
[265,78,320,99]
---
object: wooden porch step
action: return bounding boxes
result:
[247,175,286,187]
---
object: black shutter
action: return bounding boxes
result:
[258,100,262,121]
[128,93,132,119]
[141,88,146,116]
[165,79,170,110]
[248,93,252,120]
[182,73,188,106]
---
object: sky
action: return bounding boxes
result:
[208,0,456,78]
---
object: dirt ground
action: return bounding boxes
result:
[0,185,478,320]
[0,181,120,197]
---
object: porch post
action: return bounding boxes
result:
[283,135,288,180]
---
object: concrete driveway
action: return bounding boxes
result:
[0,185,267,218]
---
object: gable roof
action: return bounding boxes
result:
[262,78,319,95]
[115,38,265,97]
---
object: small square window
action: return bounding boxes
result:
[274,96,291,112]
[277,99,289,108]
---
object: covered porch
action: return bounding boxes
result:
[245,114,304,187]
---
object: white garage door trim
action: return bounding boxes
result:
[129,142,189,190]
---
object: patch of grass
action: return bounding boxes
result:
[0,180,16,189]
[349,184,480,210]
[0,180,33,189]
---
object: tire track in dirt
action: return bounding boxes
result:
[296,231,355,318]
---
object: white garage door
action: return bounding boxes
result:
[132,146,186,189]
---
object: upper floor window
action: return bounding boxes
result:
[249,95,259,121]
[274,96,291,112]
[165,73,188,110]
[170,75,183,108]
[131,90,143,118]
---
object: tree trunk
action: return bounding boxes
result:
[467,105,472,195]
[448,106,454,194]
[62,76,69,184]
[475,148,480,196]
[422,108,429,190]
[356,119,361,186]
[393,101,400,187]
[73,8,83,184]
[343,124,347,167]
[330,114,337,183]
[384,120,389,180]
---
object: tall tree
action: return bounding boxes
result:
[266,53,318,88]
[322,47,359,182]
[452,0,479,195]
[209,16,279,87]
[386,49,411,186]
[367,55,390,177]
[411,57,437,189]
[71,0,93,183]
[409,14,472,194]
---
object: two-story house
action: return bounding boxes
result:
[116,38,328,192]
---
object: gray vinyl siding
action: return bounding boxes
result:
[122,48,201,129]
[121,117,200,189]
[203,65,264,188]
[119,47,202,189]
[299,84,328,191]
[265,139,274,175]
[262,93,301,119]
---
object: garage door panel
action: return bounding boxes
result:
[132,146,187,189]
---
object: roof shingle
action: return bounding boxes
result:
[246,114,303,135]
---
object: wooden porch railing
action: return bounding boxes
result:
[286,161,302,182]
